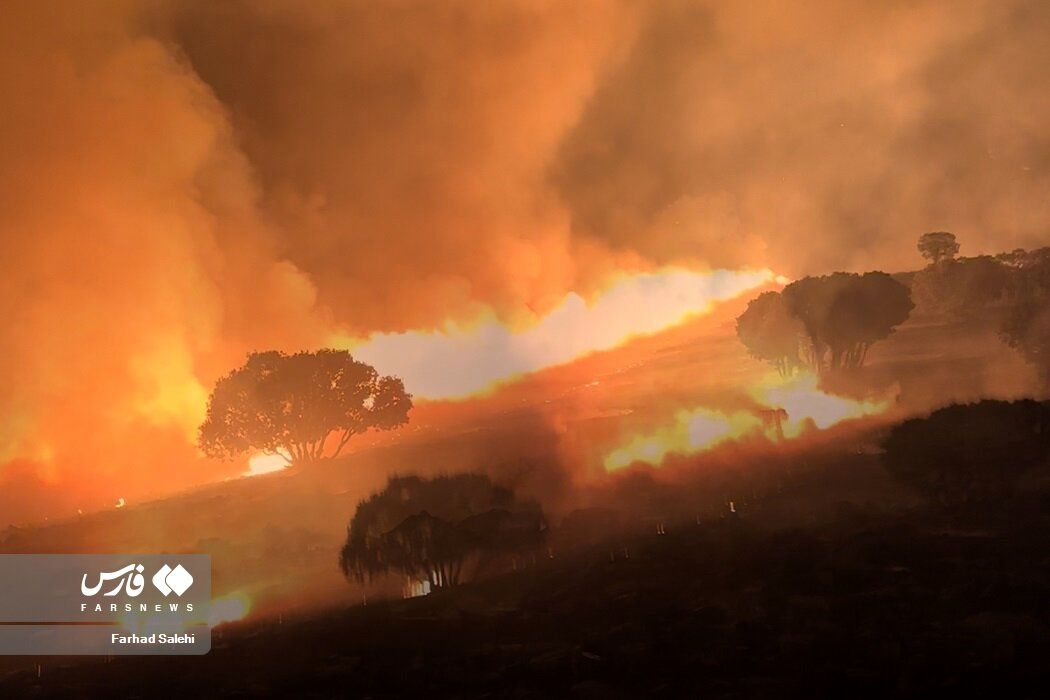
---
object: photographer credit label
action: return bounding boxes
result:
[0,554,211,655]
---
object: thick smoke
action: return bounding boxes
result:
[158,0,640,332]
[0,0,637,520]
[1,0,1048,522]
[0,2,334,519]
[555,0,1050,274]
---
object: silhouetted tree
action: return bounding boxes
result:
[782,272,913,372]
[340,474,545,589]
[882,400,1050,510]
[917,231,959,265]
[996,248,1030,268]
[1000,249,1050,389]
[736,291,804,376]
[199,350,411,467]
[996,247,1050,278]
[910,255,1010,317]
[381,511,468,588]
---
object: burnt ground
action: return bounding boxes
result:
[3,470,1049,699]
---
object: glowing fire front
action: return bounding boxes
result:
[604,408,759,472]
[604,373,894,472]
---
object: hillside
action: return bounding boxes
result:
[0,269,1037,619]
[3,445,1049,697]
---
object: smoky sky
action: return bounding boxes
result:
[1,0,1048,520]
[556,0,1050,273]
[160,0,1050,321]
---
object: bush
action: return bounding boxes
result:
[340,474,545,588]
[882,400,1050,510]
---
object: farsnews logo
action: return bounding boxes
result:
[151,564,194,596]
[81,563,194,598]
[80,564,146,597]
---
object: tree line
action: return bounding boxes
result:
[736,272,913,376]
[737,231,1050,388]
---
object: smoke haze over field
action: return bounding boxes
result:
[1,0,1049,521]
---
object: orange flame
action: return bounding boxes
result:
[244,453,289,477]
[752,372,894,438]
[335,268,775,399]
[604,372,894,471]
[605,408,760,472]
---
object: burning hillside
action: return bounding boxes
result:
[604,372,896,471]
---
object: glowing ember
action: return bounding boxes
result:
[603,372,894,471]
[209,593,250,626]
[245,453,289,477]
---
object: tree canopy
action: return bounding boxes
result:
[340,474,545,589]
[910,255,1011,317]
[740,271,913,374]
[199,349,411,467]
[917,231,960,265]
[882,400,1050,510]
[736,291,804,377]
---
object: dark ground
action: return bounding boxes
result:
[3,455,1049,699]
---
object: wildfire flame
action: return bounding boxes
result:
[605,408,760,472]
[756,373,893,438]
[245,453,290,477]
[603,372,894,472]
[337,267,775,399]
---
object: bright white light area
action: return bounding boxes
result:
[339,267,775,399]
[244,453,289,477]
